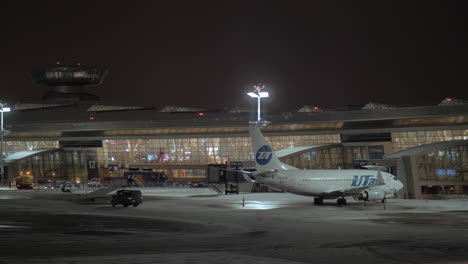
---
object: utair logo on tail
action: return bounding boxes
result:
[256,145,273,165]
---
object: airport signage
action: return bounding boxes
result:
[86,150,99,179]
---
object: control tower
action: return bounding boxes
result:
[32,66,108,102]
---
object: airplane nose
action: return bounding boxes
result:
[396,180,403,191]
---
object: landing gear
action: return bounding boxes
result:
[337,197,347,206]
[381,198,386,203]
[314,197,324,205]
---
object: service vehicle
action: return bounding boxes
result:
[111,189,143,207]
[16,173,34,189]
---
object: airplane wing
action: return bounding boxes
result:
[221,168,278,182]
[274,145,332,158]
[220,168,256,182]
[240,170,278,182]
[222,168,253,174]
[255,170,278,178]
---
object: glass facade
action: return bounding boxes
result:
[102,135,340,167]
[392,129,468,152]
[4,134,340,182]
[416,145,468,182]
[4,128,467,185]
[12,150,67,182]
[4,141,59,154]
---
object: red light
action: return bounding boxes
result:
[313,106,319,110]
[141,196,144,200]
[89,116,95,120]
[128,197,132,200]
[446,98,453,102]
[56,61,60,65]
[77,62,81,66]
[198,112,204,116]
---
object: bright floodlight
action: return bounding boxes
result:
[247,85,269,122]
[1,107,10,112]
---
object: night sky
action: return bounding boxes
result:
[0,1,466,112]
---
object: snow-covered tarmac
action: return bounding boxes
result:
[1,187,468,264]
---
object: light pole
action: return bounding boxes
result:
[0,102,11,185]
[247,85,269,122]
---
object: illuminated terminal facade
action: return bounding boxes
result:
[1,66,468,199]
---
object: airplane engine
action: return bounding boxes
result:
[357,189,385,201]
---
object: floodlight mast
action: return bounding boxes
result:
[0,102,10,184]
[247,85,269,122]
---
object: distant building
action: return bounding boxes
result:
[2,66,467,199]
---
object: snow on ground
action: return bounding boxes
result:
[2,186,468,212]
[24,252,308,264]
[1,188,468,264]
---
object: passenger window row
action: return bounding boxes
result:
[302,178,352,182]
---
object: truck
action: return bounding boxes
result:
[16,174,34,189]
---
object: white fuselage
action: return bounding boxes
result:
[253,168,403,198]
[248,124,404,200]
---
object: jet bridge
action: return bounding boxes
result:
[206,162,255,194]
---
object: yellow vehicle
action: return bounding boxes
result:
[16,172,34,189]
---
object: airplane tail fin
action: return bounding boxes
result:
[249,124,285,172]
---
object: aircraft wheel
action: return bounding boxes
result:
[111,203,116,207]
[337,198,347,206]
[314,197,323,205]
[124,204,129,207]
[133,204,139,207]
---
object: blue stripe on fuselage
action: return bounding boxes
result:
[351,175,379,187]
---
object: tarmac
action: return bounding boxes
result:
[1,187,468,264]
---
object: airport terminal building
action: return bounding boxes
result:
[1,66,468,199]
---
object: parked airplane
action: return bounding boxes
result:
[245,124,404,205]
